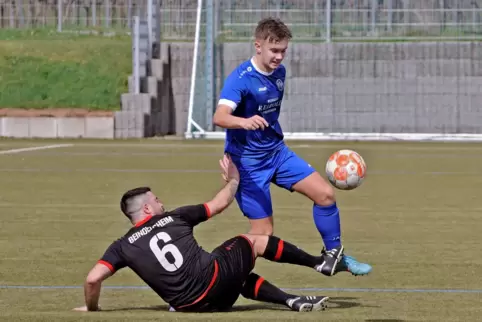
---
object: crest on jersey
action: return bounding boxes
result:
[276,79,284,91]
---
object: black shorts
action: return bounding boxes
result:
[177,235,255,312]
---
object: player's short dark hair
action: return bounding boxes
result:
[120,187,151,219]
[255,17,292,43]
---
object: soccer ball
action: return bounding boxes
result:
[325,149,367,190]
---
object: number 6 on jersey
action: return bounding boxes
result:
[149,232,184,272]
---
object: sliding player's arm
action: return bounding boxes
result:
[205,177,239,218]
[213,73,268,130]
[73,243,125,312]
[205,154,239,217]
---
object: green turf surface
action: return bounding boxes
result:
[0,29,131,110]
[0,139,481,321]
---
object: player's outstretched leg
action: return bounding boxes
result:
[291,172,373,276]
[241,273,329,312]
[243,233,342,277]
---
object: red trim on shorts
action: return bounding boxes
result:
[238,234,256,268]
[203,203,212,218]
[97,260,115,273]
[134,215,152,227]
[254,276,265,299]
[176,260,219,309]
[274,240,284,261]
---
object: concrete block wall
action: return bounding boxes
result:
[0,117,114,139]
[169,42,482,135]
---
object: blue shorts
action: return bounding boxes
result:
[230,144,315,220]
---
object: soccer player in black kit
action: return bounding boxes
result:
[73,155,341,313]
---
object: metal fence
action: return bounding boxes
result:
[1,0,482,41]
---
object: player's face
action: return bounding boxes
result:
[257,38,289,71]
[146,191,165,215]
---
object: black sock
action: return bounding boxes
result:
[241,273,294,306]
[262,236,321,268]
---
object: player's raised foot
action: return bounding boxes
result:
[286,295,329,312]
[314,246,344,276]
[335,254,372,276]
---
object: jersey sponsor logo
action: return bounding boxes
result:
[258,98,281,114]
[276,79,284,91]
[258,86,267,92]
[128,216,174,244]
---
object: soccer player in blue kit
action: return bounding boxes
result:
[213,17,372,276]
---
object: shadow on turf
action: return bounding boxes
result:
[101,297,369,312]
[328,296,367,309]
[101,304,286,312]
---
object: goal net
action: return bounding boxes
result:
[185,0,482,142]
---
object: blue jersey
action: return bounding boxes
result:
[218,58,286,157]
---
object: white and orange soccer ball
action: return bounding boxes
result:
[325,149,367,190]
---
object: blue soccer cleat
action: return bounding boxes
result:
[336,254,372,276]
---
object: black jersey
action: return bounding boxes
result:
[98,204,217,308]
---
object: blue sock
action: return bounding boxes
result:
[313,203,341,250]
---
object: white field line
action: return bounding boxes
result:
[0,144,74,155]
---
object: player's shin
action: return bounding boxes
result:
[313,203,342,250]
[241,273,293,305]
[261,236,320,268]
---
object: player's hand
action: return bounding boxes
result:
[240,115,269,130]
[219,154,239,183]
[72,305,101,312]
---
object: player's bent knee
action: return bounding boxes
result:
[242,234,269,257]
[293,172,337,206]
[310,173,337,206]
[315,182,336,206]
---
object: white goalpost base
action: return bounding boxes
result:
[184,131,482,142]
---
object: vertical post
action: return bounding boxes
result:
[57,0,62,32]
[92,0,96,27]
[226,0,232,30]
[186,0,204,136]
[133,16,140,94]
[371,0,377,33]
[147,0,153,58]
[8,1,14,27]
[105,0,110,29]
[152,0,161,45]
[205,0,214,131]
[472,3,477,34]
[326,0,331,42]
[214,0,219,40]
[127,0,132,29]
[17,0,25,28]
[387,0,392,32]
[213,0,219,105]
[403,0,409,34]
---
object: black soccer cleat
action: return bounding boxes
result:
[314,246,344,276]
[286,295,330,312]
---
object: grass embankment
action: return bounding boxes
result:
[0,29,132,110]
